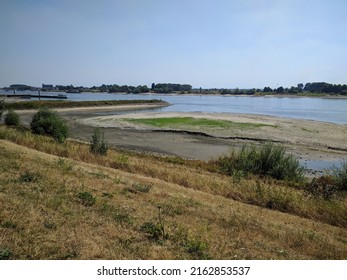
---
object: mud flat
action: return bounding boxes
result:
[14,106,347,172]
[77,111,347,164]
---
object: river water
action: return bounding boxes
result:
[2,91,347,124]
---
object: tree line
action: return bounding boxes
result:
[3,82,347,95]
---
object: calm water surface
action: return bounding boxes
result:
[2,91,347,124]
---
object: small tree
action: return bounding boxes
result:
[30,108,68,143]
[90,127,108,155]
[4,109,20,126]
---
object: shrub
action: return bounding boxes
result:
[0,98,4,120]
[30,108,68,143]
[77,191,96,207]
[182,237,209,259]
[140,222,164,241]
[90,127,108,155]
[19,170,39,183]
[4,109,20,126]
[332,162,347,191]
[0,248,12,260]
[215,143,304,181]
[305,176,338,199]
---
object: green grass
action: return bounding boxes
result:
[125,117,276,130]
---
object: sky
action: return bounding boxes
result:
[0,0,346,89]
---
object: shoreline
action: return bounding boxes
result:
[75,110,347,165]
[11,105,347,173]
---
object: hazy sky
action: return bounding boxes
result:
[1,0,346,88]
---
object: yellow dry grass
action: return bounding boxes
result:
[1,130,347,259]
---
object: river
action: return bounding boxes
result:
[1,91,347,124]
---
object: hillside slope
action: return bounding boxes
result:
[1,139,346,259]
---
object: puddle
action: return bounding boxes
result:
[300,159,344,176]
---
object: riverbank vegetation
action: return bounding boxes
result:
[3,99,165,110]
[0,125,347,259]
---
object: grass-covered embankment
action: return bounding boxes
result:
[1,125,347,227]
[1,127,347,259]
[3,99,166,110]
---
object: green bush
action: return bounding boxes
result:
[332,162,347,191]
[0,248,12,260]
[77,191,96,207]
[140,222,164,241]
[215,143,304,181]
[4,109,20,126]
[30,108,68,143]
[90,127,108,155]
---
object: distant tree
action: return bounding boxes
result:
[140,85,150,93]
[263,87,272,92]
[288,86,298,94]
[297,83,304,92]
[276,86,284,93]
[151,83,156,90]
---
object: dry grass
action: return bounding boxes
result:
[1,126,346,228]
[0,126,347,259]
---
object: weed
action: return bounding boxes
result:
[140,206,167,241]
[0,248,12,260]
[123,183,152,195]
[332,161,347,191]
[132,182,152,193]
[19,170,39,183]
[116,155,129,165]
[140,222,163,240]
[305,176,339,199]
[56,158,73,172]
[90,127,108,155]
[44,219,57,230]
[1,220,17,229]
[182,237,209,259]
[113,208,133,225]
[77,191,96,207]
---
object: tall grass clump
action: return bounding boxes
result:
[332,161,347,191]
[90,127,108,155]
[0,99,4,120]
[216,143,304,181]
[4,109,20,127]
[30,108,68,143]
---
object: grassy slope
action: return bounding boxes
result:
[0,128,347,259]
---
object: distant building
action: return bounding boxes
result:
[42,84,53,90]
